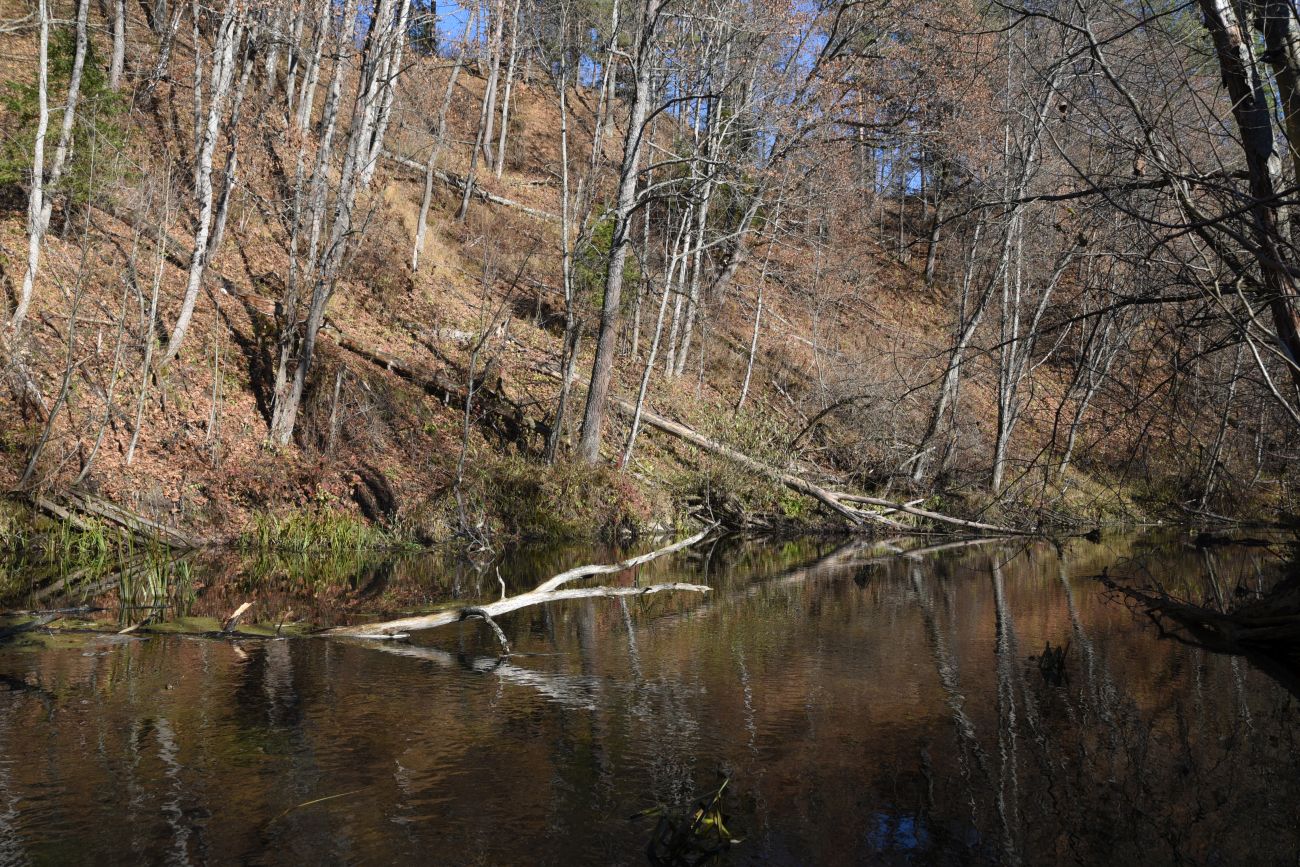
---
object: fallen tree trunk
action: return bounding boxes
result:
[833,492,1029,536]
[383,149,559,223]
[1104,574,1300,699]
[606,398,1033,535]
[30,491,202,548]
[324,525,716,638]
[837,495,925,517]
[606,397,901,530]
[535,524,715,591]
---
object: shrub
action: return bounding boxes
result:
[575,209,641,310]
[240,504,398,553]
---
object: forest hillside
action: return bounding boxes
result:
[1,0,1298,545]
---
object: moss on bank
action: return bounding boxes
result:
[413,456,659,543]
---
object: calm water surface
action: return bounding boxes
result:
[0,533,1297,865]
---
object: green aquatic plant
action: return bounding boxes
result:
[633,774,742,866]
[241,507,402,554]
[116,554,195,624]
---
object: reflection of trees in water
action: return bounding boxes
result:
[4,537,1300,863]
[910,564,990,832]
[991,559,1025,866]
[0,704,27,866]
[895,542,1300,865]
[153,717,194,864]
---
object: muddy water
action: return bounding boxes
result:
[0,534,1297,865]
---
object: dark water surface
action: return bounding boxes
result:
[1,533,1298,865]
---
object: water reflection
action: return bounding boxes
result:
[0,534,1296,864]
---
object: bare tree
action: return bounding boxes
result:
[493,0,524,179]
[457,0,507,221]
[163,0,248,362]
[11,0,89,337]
[574,0,666,464]
[269,0,413,445]
[413,4,476,271]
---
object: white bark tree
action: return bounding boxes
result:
[109,0,127,90]
[11,0,89,337]
[163,0,247,362]
[269,0,413,445]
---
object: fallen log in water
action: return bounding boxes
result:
[323,525,717,639]
[1107,577,1300,654]
[832,492,1029,536]
[1105,573,1300,698]
[533,526,716,592]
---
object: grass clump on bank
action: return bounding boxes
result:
[240,505,405,553]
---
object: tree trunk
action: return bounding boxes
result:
[545,43,578,463]
[271,0,404,445]
[574,0,663,464]
[479,0,507,166]
[457,0,507,221]
[737,213,780,411]
[109,0,126,90]
[12,0,88,336]
[293,0,329,131]
[493,0,523,179]
[11,0,50,336]
[672,164,717,376]
[412,5,474,271]
[1200,0,1300,387]
[359,0,413,188]
[127,181,169,466]
[207,33,256,262]
[163,0,243,362]
[910,219,988,483]
[623,206,693,465]
[923,165,946,286]
[1198,343,1244,509]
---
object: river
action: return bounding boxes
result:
[0,532,1295,864]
